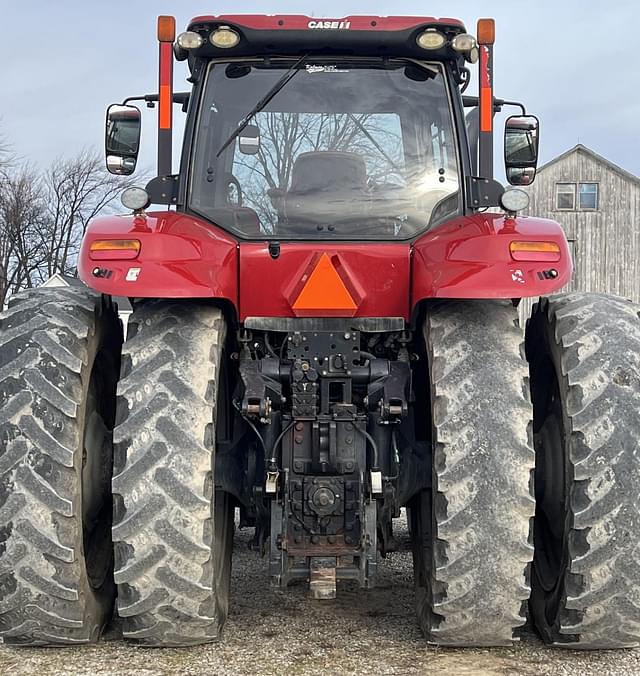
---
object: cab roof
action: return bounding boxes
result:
[185,14,467,60]
[189,15,466,32]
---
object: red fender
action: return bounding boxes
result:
[411,213,572,310]
[78,211,238,307]
[79,210,572,323]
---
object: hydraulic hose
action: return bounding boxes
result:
[269,420,296,468]
[354,424,380,471]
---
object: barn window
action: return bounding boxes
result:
[579,182,598,210]
[556,183,576,210]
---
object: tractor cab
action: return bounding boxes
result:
[104,15,539,231]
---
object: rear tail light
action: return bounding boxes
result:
[510,241,561,262]
[89,239,141,261]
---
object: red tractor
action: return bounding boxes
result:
[2,15,639,649]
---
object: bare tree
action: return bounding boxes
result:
[35,149,132,282]
[0,164,47,304]
[0,126,14,175]
[0,148,135,306]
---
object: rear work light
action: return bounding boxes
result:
[416,29,447,50]
[500,188,530,213]
[510,241,561,262]
[210,26,240,48]
[121,187,151,212]
[89,239,141,261]
[177,31,203,50]
[451,33,477,52]
[451,32,478,63]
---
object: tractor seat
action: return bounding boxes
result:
[272,152,370,232]
[289,151,367,194]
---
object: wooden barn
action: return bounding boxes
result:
[519,143,640,322]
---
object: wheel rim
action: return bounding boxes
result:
[214,491,233,618]
[82,349,114,591]
[213,348,234,620]
[532,363,568,624]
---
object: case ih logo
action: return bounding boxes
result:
[307,20,351,29]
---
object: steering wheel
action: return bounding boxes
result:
[225,173,243,206]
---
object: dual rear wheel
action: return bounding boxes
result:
[112,301,233,645]
[411,300,534,646]
[411,294,640,648]
[0,288,121,644]
[526,294,640,647]
[0,291,233,646]
[1,289,639,647]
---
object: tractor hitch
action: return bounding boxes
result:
[237,326,410,595]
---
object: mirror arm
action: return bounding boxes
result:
[498,99,527,115]
[123,92,190,109]
[462,95,526,115]
[465,176,505,209]
[146,174,180,206]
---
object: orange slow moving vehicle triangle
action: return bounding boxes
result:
[292,253,357,311]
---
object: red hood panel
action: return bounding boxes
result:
[239,243,411,321]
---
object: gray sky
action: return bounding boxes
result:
[2,1,639,177]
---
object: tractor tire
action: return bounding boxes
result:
[0,287,121,645]
[112,301,233,646]
[526,293,640,648]
[411,300,535,646]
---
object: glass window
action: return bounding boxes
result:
[556,183,576,210]
[579,182,598,210]
[504,121,538,164]
[190,60,460,240]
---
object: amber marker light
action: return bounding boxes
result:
[477,18,495,45]
[157,15,176,42]
[510,241,561,262]
[89,239,141,261]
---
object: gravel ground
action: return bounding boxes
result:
[1,516,639,676]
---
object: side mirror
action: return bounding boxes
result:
[239,124,260,155]
[105,104,141,175]
[504,115,539,186]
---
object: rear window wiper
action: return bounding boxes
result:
[216,53,308,157]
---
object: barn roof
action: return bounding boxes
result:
[537,144,640,186]
[41,273,132,312]
[41,272,86,288]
